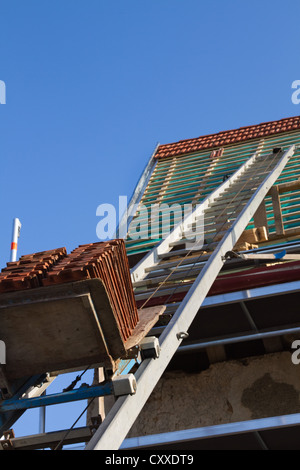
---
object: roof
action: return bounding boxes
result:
[126,120,300,256]
[155,115,300,159]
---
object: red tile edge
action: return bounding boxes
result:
[155,115,300,159]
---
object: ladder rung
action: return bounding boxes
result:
[144,255,206,273]
[161,236,226,259]
[144,257,209,279]
[205,194,251,210]
[204,203,247,217]
[133,266,202,288]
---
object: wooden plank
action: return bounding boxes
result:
[269,226,300,240]
[155,157,178,204]
[206,344,227,364]
[236,226,268,245]
[240,253,300,260]
[192,148,224,204]
[86,367,107,426]
[275,178,300,194]
[125,305,166,353]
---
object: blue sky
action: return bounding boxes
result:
[1,0,300,442]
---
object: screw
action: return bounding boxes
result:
[177,331,189,340]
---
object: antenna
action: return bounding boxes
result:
[10,218,22,262]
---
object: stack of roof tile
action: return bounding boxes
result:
[42,240,138,341]
[0,248,67,293]
[0,240,138,342]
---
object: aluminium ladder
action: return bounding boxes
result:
[85,144,296,450]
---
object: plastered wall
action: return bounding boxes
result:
[127,351,300,437]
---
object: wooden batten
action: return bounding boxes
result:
[270,178,300,195]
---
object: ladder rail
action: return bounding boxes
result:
[85,145,295,450]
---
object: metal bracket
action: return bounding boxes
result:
[0,429,15,450]
[223,251,242,261]
[112,374,137,397]
[139,336,160,359]
[90,415,102,434]
[177,331,189,340]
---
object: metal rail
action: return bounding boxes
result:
[121,411,300,450]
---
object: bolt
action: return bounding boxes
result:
[177,331,189,340]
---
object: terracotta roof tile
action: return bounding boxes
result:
[155,116,300,159]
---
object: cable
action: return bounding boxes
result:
[63,366,91,393]
[52,396,97,450]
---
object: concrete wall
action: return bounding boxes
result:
[127,351,300,437]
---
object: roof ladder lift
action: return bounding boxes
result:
[85,144,296,450]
